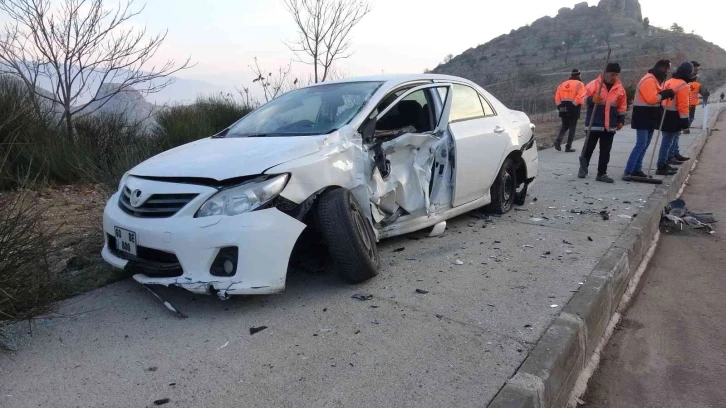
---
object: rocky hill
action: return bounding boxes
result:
[433,0,726,113]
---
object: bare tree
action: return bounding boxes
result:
[0,0,191,137]
[249,57,295,102]
[283,0,370,83]
[442,53,454,64]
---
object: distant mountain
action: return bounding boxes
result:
[433,0,726,112]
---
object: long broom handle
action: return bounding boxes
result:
[646,106,668,177]
[580,48,612,160]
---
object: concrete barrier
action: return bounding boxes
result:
[488,106,724,408]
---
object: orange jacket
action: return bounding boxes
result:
[584,75,627,132]
[633,73,664,106]
[663,78,690,118]
[631,73,665,130]
[554,79,586,106]
[661,78,691,132]
[689,82,701,106]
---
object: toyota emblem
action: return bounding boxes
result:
[130,189,144,207]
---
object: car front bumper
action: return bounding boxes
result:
[102,191,307,297]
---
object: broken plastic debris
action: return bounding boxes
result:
[600,210,610,220]
[352,294,373,301]
[522,245,534,248]
[217,341,230,350]
[453,259,464,265]
[393,247,405,252]
[429,221,447,237]
[250,326,268,335]
[154,398,170,406]
[415,289,429,294]
[529,217,544,222]
[550,304,558,308]
[587,236,593,242]
[618,214,632,219]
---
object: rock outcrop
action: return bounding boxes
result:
[598,0,642,22]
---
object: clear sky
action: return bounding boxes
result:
[3,0,724,93]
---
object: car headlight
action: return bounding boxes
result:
[196,174,290,217]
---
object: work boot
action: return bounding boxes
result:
[554,141,562,151]
[631,170,651,178]
[622,171,632,181]
[656,165,678,176]
[565,147,577,153]
[675,154,690,161]
[668,157,683,166]
[596,174,615,183]
[578,157,588,178]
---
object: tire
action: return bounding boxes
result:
[488,158,517,214]
[316,189,380,283]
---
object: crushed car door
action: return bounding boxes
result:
[362,83,452,226]
[446,84,511,207]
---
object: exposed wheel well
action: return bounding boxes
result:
[504,151,527,186]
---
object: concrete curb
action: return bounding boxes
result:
[488,107,724,408]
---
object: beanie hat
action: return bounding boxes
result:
[690,60,701,67]
[605,62,621,73]
[673,61,694,81]
[571,69,581,77]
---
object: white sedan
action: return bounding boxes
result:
[102,74,539,298]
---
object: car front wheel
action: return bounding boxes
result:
[488,158,516,214]
[316,188,380,283]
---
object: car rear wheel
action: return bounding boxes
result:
[317,188,380,283]
[488,158,516,214]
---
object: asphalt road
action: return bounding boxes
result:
[583,113,726,408]
[0,104,721,408]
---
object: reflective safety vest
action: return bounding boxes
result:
[662,79,690,119]
[689,82,701,106]
[633,73,663,107]
[555,79,585,106]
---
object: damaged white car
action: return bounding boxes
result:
[102,74,538,298]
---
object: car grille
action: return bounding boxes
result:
[119,186,198,218]
[108,234,183,278]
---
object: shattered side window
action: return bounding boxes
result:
[375,89,433,133]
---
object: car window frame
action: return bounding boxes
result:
[433,80,499,124]
[448,83,487,124]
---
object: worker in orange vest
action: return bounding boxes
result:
[578,63,627,183]
[623,59,673,181]
[554,69,586,152]
[657,61,693,175]
[689,79,701,125]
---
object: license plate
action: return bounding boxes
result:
[114,226,137,256]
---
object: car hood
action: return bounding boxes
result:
[130,136,325,180]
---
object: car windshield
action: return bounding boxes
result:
[223,81,383,137]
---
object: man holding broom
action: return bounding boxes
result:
[578,63,628,183]
[622,59,675,181]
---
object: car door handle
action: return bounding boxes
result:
[494,126,505,133]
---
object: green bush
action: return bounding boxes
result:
[156,94,252,151]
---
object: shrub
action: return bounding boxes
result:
[155,94,252,151]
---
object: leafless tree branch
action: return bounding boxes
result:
[0,0,193,137]
[282,0,369,83]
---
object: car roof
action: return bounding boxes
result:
[306,73,476,88]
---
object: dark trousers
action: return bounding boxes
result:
[689,106,696,126]
[582,131,615,176]
[556,116,579,148]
